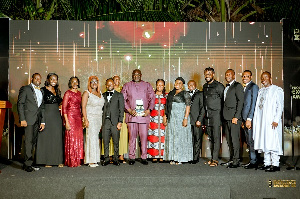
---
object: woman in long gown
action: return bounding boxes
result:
[163,77,193,164]
[62,76,84,167]
[82,76,105,167]
[36,73,64,167]
[147,79,167,162]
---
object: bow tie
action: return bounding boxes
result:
[242,84,247,88]
[107,92,113,96]
[34,86,40,90]
[189,91,193,94]
[226,84,230,87]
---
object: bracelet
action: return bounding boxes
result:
[184,117,188,120]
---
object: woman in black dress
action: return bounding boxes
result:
[36,73,64,167]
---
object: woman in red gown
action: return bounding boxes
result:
[62,76,84,167]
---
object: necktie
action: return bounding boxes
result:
[242,84,247,87]
[34,86,40,90]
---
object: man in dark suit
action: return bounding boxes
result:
[222,69,244,168]
[17,73,45,172]
[203,67,224,167]
[188,80,205,164]
[241,70,259,169]
[102,78,125,166]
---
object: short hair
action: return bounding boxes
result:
[68,76,80,89]
[32,73,41,78]
[226,69,235,75]
[87,76,100,94]
[106,78,114,83]
[243,70,252,76]
[262,71,271,78]
[132,69,141,75]
[45,73,61,97]
[204,67,215,73]
[188,80,196,86]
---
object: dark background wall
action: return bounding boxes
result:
[0,18,9,101]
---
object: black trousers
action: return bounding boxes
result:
[102,118,120,162]
[24,121,39,167]
[224,120,242,165]
[191,125,204,161]
[206,125,221,161]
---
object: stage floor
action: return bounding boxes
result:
[0,158,299,199]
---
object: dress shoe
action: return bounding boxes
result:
[32,166,41,171]
[129,159,135,165]
[220,160,233,166]
[113,161,120,166]
[141,159,148,165]
[23,165,34,172]
[244,163,258,170]
[258,165,271,170]
[101,161,109,166]
[190,160,199,164]
[227,163,239,168]
[265,166,280,172]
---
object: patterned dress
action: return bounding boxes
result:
[147,94,167,158]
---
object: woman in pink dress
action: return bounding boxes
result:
[62,76,84,167]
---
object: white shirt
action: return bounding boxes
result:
[107,90,115,102]
[31,83,42,107]
[224,80,235,101]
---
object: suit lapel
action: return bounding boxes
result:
[29,84,39,107]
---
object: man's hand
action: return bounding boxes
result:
[39,124,45,131]
[245,120,252,129]
[232,118,238,124]
[20,120,27,127]
[117,122,122,130]
[143,110,150,117]
[128,109,137,117]
[272,122,278,129]
[195,121,201,128]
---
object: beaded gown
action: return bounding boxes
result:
[62,90,84,167]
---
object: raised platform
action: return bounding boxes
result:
[0,158,299,199]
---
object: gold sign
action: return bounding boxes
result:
[269,180,296,188]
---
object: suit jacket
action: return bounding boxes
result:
[102,90,125,126]
[190,90,205,125]
[242,81,259,121]
[17,84,45,125]
[223,81,244,121]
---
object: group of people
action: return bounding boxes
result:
[17,67,284,173]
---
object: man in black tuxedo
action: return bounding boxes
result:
[188,80,205,164]
[203,67,224,167]
[17,73,45,172]
[102,78,125,166]
[241,70,259,169]
[222,69,244,168]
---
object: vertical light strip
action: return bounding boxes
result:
[209,22,210,40]
[84,22,86,47]
[184,22,186,36]
[206,29,207,52]
[110,38,112,58]
[140,39,141,53]
[95,21,98,62]
[88,24,90,47]
[57,20,58,53]
[73,42,75,76]
[178,57,180,77]
[169,29,171,91]
[262,56,264,69]
[28,20,29,30]
[233,23,235,38]
[63,43,64,65]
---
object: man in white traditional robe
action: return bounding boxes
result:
[253,71,284,172]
